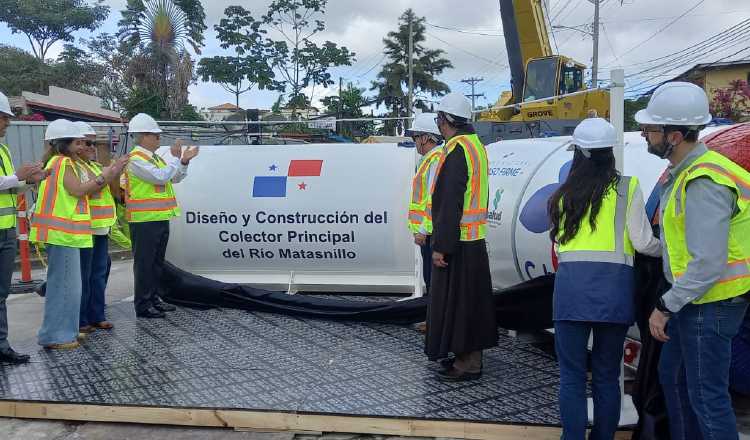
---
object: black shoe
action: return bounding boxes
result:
[0,347,31,364]
[136,307,165,319]
[436,367,482,382]
[153,299,176,312]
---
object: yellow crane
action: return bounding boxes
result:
[475,0,609,142]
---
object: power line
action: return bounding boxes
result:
[599,9,750,24]
[543,0,560,54]
[614,0,707,60]
[625,43,750,95]
[424,22,503,37]
[551,0,577,24]
[600,18,750,71]
[623,19,750,80]
[626,43,750,95]
[425,30,508,68]
[601,23,622,67]
[356,53,388,78]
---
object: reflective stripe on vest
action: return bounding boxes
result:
[125,148,180,223]
[663,150,750,304]
[80,161,117,228]
[29,155,92,248]
[408,147,442,234]
[557,176,637,266]
[0,144,17,229]
[431,134,489,241]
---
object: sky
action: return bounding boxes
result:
[0,0,747,112]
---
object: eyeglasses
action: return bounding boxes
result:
[85,141,96,147]
[639,125,664,134]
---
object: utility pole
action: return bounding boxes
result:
[337,76,343,134]
[461,77,485,112]
[407,16,414,129]
[591,0,600,87]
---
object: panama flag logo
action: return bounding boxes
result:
[252,160,324,198]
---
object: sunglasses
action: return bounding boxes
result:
[85,140,96,147]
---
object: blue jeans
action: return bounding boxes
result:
[79,235,108,327]
[38,244,82,346]
[555,320,629,440]
[659,297,749,440]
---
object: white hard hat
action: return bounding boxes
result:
[569,118,617,150]
[0,91,13,117]
[634,81,712,127]
[128,113,162,134]
[405,112,441,137]
[45,119,85,141]
[436,92,473,120]
[74,121,96,136]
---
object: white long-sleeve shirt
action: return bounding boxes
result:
[627,181,661,257]
[0,174,23,192]
[126,146,188,185]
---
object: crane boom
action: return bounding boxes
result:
[499,0,554,104]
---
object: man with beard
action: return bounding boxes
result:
[637,81,750,440]
[425,93,497,382]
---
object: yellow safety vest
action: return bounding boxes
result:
[663,150,750,304]
[124,148,180,223]
[0,144,17,229]
[431,133,489,241]
[557,176,638,263]
[408,146,443,234]
[29,155,92,248]
[79,160,117,229]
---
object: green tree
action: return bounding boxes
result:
[0,0,109,62]
[176,103,204,121]
[0,45,48,95]
[118,0,206,118]
[197,6,281,111]
[49,44,107,97]
[271,95,285,114]
[83,33,135,112]
[118,0,206,54]
[624,97,649,131]
[371,9,452,132]
[321,84,374,137]
[262,0,355,113]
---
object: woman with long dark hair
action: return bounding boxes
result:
[30,120,126,349]
[548,118,660,439]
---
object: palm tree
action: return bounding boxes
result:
[118,0,206,118]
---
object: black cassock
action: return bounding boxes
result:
[425,135,498,361]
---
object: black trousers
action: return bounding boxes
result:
[420,237,432,293]
[130,221,169,314]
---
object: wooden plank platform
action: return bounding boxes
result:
[0,401,633,439]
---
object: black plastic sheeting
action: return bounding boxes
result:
[159,263,555,331]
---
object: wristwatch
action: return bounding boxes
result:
[94,175,105,186]
[655,297,672,316]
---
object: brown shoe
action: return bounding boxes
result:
[92,321,113,330]
[44,341,80,350]
[79,325,96,334]
[415,321,427,333]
